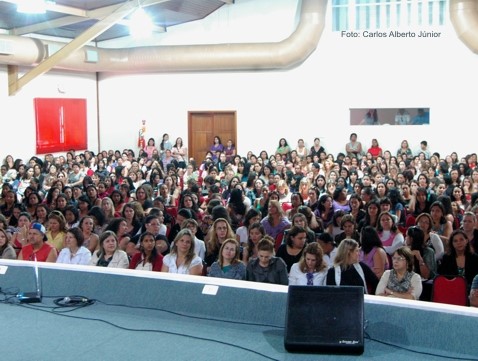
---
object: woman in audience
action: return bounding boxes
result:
[349,193,366,226]
[235,208,262,247]
[243,222,266,265]
[438,229,478,288]
[64,205,80,229]
[79,215,99,254]
[0,228,16,259]
[246,236,288,285]
[315,194,334,229]
[87,205,108,235]
[414,213,445,261]
[122,202,143,238]
[101,197,116,225]
[376,211,405,257]
[276,226,307,272]
[290,212,316,244]
[110,190,125,216]
[129,231,164,271]
[10,212,32,253]
[260,200,291,240]
[334,214,361,246]
[46,210,67,252]
[89,230,129,268]
[376,246,423,300]
[405,226,436,281]
[360,226,389,279]
[205,217,235,268]
[104,217,132,254]
[56,227,91,265]
[162,229,203,275]
[326,238,378,293]
[289,242,328,286]
[180,219,206,260]
[461,211,478,252]
[430,200,453,249]
[209,238,246,280]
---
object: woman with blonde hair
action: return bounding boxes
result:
[205,218,235,268]
[326,238,378,293]
[162,228,202,275]
[260,200,291,240]
[101,197,116,224]
[289,242,328,285]
[276,179,291,204]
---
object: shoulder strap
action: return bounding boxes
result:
[334,265,341,286]
[353,263,368,294]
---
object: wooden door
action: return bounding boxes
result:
[188,111,237,165]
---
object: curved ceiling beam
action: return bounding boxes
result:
[450,0,478,54]
[0,0,327,74]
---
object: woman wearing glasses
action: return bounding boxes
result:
[375,246,423,300]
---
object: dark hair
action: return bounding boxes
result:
[139,231,160,263]
[87,206,106,227]
[67,227,85,247]
[286,226,307,247]
[64,205,80,224]
[448,229,472,257]
[243,208,261,228]
[407,226,425,254]
[316,232,335,245]
[394,246,414,272]
[105,217,127,235]
[360,226,383,254]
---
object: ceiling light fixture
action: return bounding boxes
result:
[129,6,154,38]
[16,0,47,14]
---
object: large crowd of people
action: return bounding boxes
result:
[2,132,478,305]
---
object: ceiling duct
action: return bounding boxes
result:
[450,0,478,54]
[0,0,327,73]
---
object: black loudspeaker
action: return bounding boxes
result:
[284,286,364,355]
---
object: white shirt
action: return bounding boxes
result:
[56,246,92,265]
[170,237,206,260]
[163,253,203,274]
[236,226,248,246]
[288,263,327,286]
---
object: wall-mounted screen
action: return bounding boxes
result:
[350,108,430,126]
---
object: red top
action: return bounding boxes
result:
[21,243,54,262]
[129,252,164,272]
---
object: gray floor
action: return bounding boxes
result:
[1,297,473,361]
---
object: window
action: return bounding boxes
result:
[332,0,448,31]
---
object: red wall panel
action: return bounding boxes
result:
[34,98,87,154]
